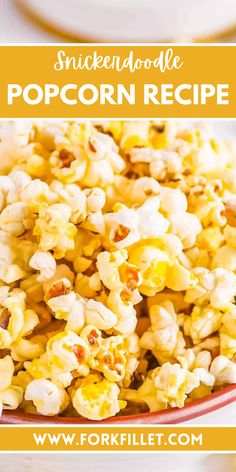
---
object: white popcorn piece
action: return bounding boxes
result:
[29,250,56,282]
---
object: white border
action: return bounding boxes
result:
[0,42,236,46]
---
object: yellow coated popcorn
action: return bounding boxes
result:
[34,204,77,258]
[124,359,200,411]
[0,119,235,422]
[185,305,223,344]
[0,202,34,236]
[185,267,236,310]
[0,231,37,284]
[25,330,90,380]
[0,356,23,414]
[220,306,236,359]
[0,288,39,349]
[72,379,126,420]
[128,244,170,296]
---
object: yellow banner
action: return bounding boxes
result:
[0,44,236,118]
[0,426,235,452]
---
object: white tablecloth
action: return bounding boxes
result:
[0,453,235,472]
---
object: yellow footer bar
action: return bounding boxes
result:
[0,426,235,452]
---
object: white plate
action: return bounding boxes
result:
[19,0,236,41]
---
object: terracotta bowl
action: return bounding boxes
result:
[1,385,235,424]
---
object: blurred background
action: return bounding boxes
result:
[1,0,236,43]
[1,453,236,472]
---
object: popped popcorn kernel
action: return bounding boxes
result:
[25,379,68,416]
[72,379,126,420]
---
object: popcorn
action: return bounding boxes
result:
[72,379,126,420]
[104,206,140,249]
[13,370,32,391]
[211,245,236,271]
[168,212,202,249]
[0,231,28,283]
[210,355,236,385]
[43,264,75,293]
[102,197,169,250]
[0,123,32,174]
[50,147,87,184]
[136,197,169,239]
[194,350,212,370]
[85,300,117,331]
[34,204,77,258]
[128,244,170,296]
[0,288,39,349]
[159,187,188,214]
[50,181,87,224]
[20,275,44,303]
[0,355,14,390]
[187,305,223,344]
[223,224,236,249]
[185,268,236,310]
[0,176,14,212]
[25,331,90,380]
[115,176,160,206]
[80,325,102,357]
[137,360,200,411]
[51,372,73,389]
[149,150,183,181]
[20,179,56,212]
[26,154,47,178]
[220,333,236,360]
[0,356,23,413]
[107,290,138,334]
[82,159,115,187]
[96,250,128,291]
[85,331,138,383]
[220,307,236,359]
[121,122,150,151]
[11,338,44,362]
[29,250,56,282]
[25,379,68,416]
[166,262,197,292]
[85,187,106,213]
[0,119,235,421]
[8,171,32,194]
[74,273,101,298]
[140,302,185,363]
[96,250,142,300]
[192,196,226,228]
[34,121,69,150]
[197,226,224,253]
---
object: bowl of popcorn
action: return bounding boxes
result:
[0,119,235,424]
